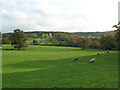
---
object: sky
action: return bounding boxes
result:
[0,0,119,33]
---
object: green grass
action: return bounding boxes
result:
[2,44,118,88]
[27,38,51,44]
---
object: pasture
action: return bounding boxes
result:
[2,44,118,88]
[27,38,51,45]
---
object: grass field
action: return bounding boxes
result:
[2,44,118,88]
[27,38,51,44]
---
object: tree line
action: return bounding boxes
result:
[1,22,120,50]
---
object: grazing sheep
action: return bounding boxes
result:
[89,58,96,63]
[101,51,104,54]
[92,58,96,60]
[74,57,78,62]
[90,60,94,63]
[107,50,109,53]
[97,52,101,55]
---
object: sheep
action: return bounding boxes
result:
[101,51,104,54]
[74,57,78,62]
[93,58,96,61]
[90,60,94,63]
[89,58,96,63]
[107,50,109,53]
[97,52,101,55]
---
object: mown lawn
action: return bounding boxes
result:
[2,44,118,88]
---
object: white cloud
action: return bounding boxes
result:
[1,10,7,14]
[2,10,28,23]
[1,0,119,33]
[2,1,17,8]
[31,1,88,32]
[1,10,38,32]
[22,3,30,8]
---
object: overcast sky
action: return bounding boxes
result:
[0,0,119,33]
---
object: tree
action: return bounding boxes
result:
[30,33,38,38]
[2,37,10,44]
[87,39,92,48]
[100,34,116,50]
[79,38,89,50]
[42,33,48,38]
[112,21,120,50]
[63,41,68,46]
[2,33,9,38]
[49,33,53,38]
[61,33,68,41]
[67,36,78,47]
[42,33,46,38]
[51,38,58,45]
[0,32,1,46]
[53,33,63,41]
[92,40,101,49]
[9,29,28,50]
[45,33,49,38]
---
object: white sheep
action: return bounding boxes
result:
[97,52,101,55]
[74,57,78,62]
[101,51,104,54]
[107,50,109,53]
[89,58,96,63]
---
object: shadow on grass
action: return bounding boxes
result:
[71,48,85,50]
[2,53,118,88]
[3,52,117,70]
[3,54,100,69]
[2,49,14,51]
[2,48,26,51]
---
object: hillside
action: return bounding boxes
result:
[70,31,114,37]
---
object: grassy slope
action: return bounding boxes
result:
[2,44,118,88]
